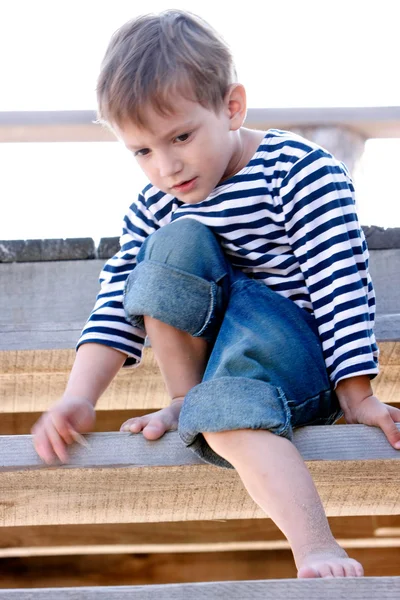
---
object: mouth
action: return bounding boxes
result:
[172,177,197,193]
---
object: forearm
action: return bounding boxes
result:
[64,343,127,406]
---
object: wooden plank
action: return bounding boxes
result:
[2,425,400,471]
[1,106,400,140]
[0,260,102,351]
[0,427,400,526]
[0,574,399,598]
[0,341,398,413]
[368,249,400,315]
[373,341,400,405]
[0,348,169,413]
[1,249,399,352]
[0,515,397,558]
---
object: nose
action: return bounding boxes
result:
[157,152,183,178]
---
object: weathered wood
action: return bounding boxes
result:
[368,249,400,315]
[0,239,95,263]
[0,341,398,413]
[2,425,400,471]
[0,575,399,598]
[0,515,397,558]
[0,427,400,526]
[0,249,398,352]
[0,348,169,413]
[373,341,400,405]
[0,260,101,351]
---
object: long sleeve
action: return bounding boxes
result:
[77,193,159,367]
[279,148,379,387]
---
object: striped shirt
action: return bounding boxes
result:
[77,129,379,387]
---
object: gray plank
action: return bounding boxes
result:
[1,425,400,472]
[364,226,400,250]
[0,239,95,263]
[0,260,101,350]
[368,249,400,315]
[0,578,398,599]
[1,249,399,350]
[375,315,400,341]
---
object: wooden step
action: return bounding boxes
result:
[0,577,398,599]
[1,426,400,527]
[0,341,399,412]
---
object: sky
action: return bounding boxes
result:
[0,0,399,240]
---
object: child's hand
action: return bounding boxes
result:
[342,394,400,450]
[31,397,96,464]
[120,398,184,440]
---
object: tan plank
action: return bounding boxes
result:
[0,348,170,412]
[0,426,400,525]
[0,552,399,592]
[0,342,398,413]
[0,460,399,527]
[372,341,400,404]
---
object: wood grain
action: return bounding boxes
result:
[0,427,400,526]
[0,342,398,412]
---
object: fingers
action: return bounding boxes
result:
[32,417,70,464]
[376,410,400,449]
[32,413,81,464]
[387,404,400,423]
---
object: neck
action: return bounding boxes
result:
[222,128,265,182]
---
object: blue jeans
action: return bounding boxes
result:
[124,218,343,469]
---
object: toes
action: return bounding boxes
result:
[316,564,335,578]
[142,419,168,440]
[297,566,319,579]
[330,564,346,578]
[352,560,364,577]
[342,562,357,577]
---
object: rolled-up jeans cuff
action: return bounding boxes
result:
[123,261,219,340]
[178,377,293,469]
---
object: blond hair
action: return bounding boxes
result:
[96,10,236,128]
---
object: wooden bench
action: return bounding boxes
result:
[0,233,399,592]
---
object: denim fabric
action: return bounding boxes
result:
[124,218,343,469]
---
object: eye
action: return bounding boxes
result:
[174,132,191,143]
[134,148,150,157]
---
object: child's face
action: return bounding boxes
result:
[114,96,239,204]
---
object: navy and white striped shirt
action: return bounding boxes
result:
[77,129,379,387]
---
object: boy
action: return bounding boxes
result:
[32,10,400,578]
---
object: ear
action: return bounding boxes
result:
[224,84,247,131]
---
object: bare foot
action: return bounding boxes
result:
[297,549,364,578]
[120,398,184,440]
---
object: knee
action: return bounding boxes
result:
[202,429,253,461]
[138,218,217,273]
